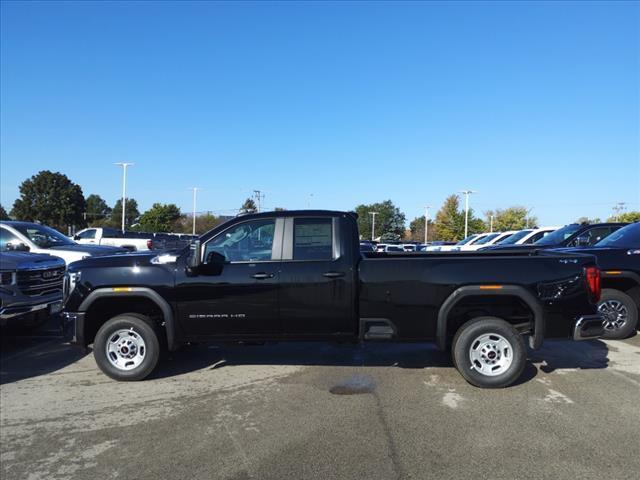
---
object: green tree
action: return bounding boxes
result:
[240,198,257,214]
[85,194,112,225]
[484,207,538,231]
[172,213,223,234]
[434,194,484,241]
[608,211,640,223]
[10,170,86,231]
[138,203,182,232]
[409,216,435,242]
[110,198,140,230]
[0,204,9,220]
[354,200,406,241]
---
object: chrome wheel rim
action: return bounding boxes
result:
[598,300,628,331]
[106,328,146,371]
[469,333,513,376]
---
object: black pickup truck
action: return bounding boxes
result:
[557,222,640,340]
[62,210,604,388]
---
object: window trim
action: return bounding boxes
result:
[200,217,283,264]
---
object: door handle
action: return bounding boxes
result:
[252,272,274,280]
[323,271,345,278]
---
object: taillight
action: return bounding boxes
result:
[147,239,153,250]
[584,266,601,303]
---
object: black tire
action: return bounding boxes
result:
[452,317,526,388]
[598,289,638,340]
[93,313,161,381]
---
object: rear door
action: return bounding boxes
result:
[278,215,356,338]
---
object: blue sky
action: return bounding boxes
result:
[1,1,638,226]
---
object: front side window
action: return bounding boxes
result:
[498,230,532,245]
[204,219,275,263]
[567,227,612,247]
[293,218,333,260]
[0,228,21,251]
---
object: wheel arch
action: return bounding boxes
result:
[436,285,544,351]
[78,287,177,350]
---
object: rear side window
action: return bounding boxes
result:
[77,229,96,239]
[293,218,333,260]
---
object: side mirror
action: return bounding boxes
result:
[575,235,590,247]
[186,240,201,275]
[73,235,80,240]
[7,242,30,252]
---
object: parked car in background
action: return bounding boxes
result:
[74,227,153,251]
[491,226,560,247]
[456,232,504,251]
[1,250,65,328]
[384,244,404,252]
[1,221,125,265]
[402,244,417,252]
[359,242,376,253]
[557,222,640,339]
[426,234,484,252]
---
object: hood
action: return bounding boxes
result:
[0,251,66,271]
[67,251,159,271]
[48,244,127,255]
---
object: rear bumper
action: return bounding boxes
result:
[573,314,604,341]
[61,311,86,346]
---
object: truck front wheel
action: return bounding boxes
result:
[452,317,526,388]
[93,314,161,381]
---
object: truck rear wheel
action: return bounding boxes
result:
[93,314,161,381]
[452,317,526,388]
[598,289,638,340]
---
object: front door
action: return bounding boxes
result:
[175,217,282,337]
[278,216,356,338]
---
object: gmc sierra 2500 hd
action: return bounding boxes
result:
[62,210,604,388]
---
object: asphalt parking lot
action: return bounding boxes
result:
[1,322,639,480]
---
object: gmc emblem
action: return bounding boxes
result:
[42,270,59,279]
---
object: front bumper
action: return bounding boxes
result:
[61,311,86,345]
[0,300,62,326]
[573,314,604,341]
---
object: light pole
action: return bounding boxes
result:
[370,212,378,241]
[308,193,314,209]
[189,187,200,235]
[459,190,476,239]
[424,206,431,244]
[114,163,134,233]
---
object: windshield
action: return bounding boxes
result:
[595,223,640,248]
[455,234,478,246]
[497,230,532,245]
[474,233,500,245]
[534,224,582,246]
[12,224,76,248]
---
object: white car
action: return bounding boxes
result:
[73,227,153,251]
[495,226,560,246]
[426,233,485,252]
[457,232,512,251]
[402,244,417,252]
[0,221,125,265]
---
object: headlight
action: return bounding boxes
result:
[63,271,81,302]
